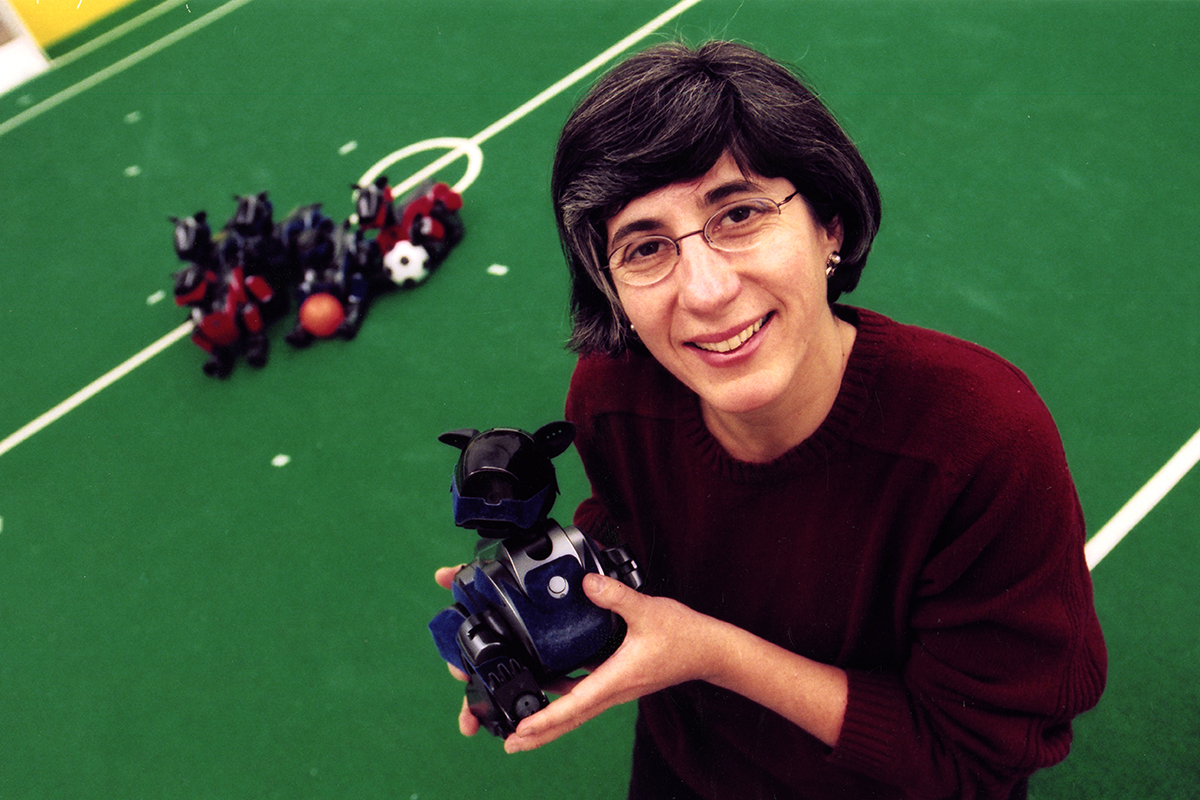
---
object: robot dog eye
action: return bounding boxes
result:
[451,473,552,531]
[461,471,517,506]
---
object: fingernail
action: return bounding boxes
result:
[583,573,604,593]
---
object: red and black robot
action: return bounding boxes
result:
[353,177,465,288]
[170,194,285,378]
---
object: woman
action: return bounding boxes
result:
[438,41,1106,800]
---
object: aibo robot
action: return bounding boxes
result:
[281,207,383,345]
[171,209,276,378]
[428,422,643,738]
[353,176,464,287]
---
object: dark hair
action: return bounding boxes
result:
[552,41,882,356]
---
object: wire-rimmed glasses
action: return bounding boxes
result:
[605,192,799,287]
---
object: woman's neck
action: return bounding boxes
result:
[701,313,856,464]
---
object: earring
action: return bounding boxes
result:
[825,252,841,277]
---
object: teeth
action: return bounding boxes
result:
[694,316,766,353]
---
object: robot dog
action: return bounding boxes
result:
[428,422,643,738]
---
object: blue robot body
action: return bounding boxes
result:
[428,423,643,738]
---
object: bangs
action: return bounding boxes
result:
[583,79,745,227]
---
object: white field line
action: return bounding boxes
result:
[371,0,705,200]
[0,0,705,459]
[50,0,193,72]
[0,322,194,457]
[1085,424,1200,571]
[0,0,256,139]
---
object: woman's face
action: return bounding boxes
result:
[605,152,844,421]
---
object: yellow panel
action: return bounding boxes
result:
[10,0,137,46]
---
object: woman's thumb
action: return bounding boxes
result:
[583,572,631,610]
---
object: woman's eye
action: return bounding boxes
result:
[626,239,666,263]
[721,203,765,227]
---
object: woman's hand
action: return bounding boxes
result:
[434,565,464,591]
[502,572,721,753]
[503,572,849,754]
[437,566,848,752]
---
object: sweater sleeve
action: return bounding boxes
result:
[830,394,1107,798]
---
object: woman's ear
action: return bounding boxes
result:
[826,216,845,252]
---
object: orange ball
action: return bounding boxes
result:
[299,292,345,337]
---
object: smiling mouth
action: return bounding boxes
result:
[691,313,771,354]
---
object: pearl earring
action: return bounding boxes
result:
[825,252,842,277]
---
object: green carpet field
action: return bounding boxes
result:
[1,1,1197,797]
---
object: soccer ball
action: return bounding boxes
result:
[383,240,431,288]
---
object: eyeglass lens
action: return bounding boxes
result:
[609,196,788,285]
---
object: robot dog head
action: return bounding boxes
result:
[438,422,575,534]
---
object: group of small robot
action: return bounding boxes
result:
[170,177,463,378]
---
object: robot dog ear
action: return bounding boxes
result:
[438,429,479,451]
[533,421,576,459]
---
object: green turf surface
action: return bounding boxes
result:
[2,1,1198,797]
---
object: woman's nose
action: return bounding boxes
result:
[675,237,740,313]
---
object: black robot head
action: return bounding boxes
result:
[438,422,575,534]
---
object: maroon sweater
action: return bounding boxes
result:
[565,307,1106,799]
